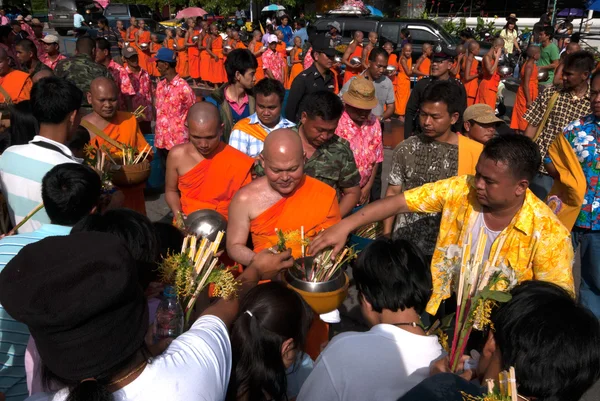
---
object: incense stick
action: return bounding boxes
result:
[8,203,44,235]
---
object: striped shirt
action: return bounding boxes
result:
[229,114,295,158]
[0,136,81,233]
[0,225,72,400]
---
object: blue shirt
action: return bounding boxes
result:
[0,224,72,400]
[294,28,308,45]
[73,13,85,28]
[277,25,294,45]
[558,114,600,230]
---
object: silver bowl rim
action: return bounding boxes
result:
[285,256,346,293]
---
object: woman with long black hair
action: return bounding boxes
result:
[227,282,313,401]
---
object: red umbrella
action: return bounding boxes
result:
[176,7,208,19]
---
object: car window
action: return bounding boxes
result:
[407,26,439,45]
[105,4,128,16]
[137,5,154,19]
[129,5,142,18]
[343,20,377,38]
[380,23,400,46]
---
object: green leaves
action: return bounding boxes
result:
[479,288,512,303]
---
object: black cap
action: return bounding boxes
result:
[0,232,148,381]
[432,45,457,61]
[312,35,336,57]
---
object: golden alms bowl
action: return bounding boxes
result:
[283,256,349,314]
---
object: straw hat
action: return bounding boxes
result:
[342,77,378,110]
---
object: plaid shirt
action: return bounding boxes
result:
[229,113,295,158]
[524,85,590,174]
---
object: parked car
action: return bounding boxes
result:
[103,3,164,33]
[48,0,102,37]
[313,16,489,59]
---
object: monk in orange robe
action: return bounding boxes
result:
[251,32,266,82]
[476,38,504,108]
[413,43,432,80]
[134,20,151,72]
[383,42,398,86]
[166,102,254,221]
[464,41,481,107]
[148,34,162,77]
[175,28,189,78]
[227,128,341,360]
[0,49,32,104]
[510,46,540,132]
[395,43,412,119]
[82,78,151,215]
[342,31,364,84]
[186,19,202,85]
[126,17,138,44]
[287,36,304,90]
[206,24,226,87]
[275,31,290,89]
[451,44,466,79]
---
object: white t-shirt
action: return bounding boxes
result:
[73,13,85,28]
[470,213,501,262]
[26,315,231,401]
[297,324,443,401]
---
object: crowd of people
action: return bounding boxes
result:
[0,7,599,401]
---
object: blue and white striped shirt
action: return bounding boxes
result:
[0,136,80,233]
[0,224,72,400]
[229,114,295,158]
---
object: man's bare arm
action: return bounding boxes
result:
[524,123,538,139]
[339,186,361,217]
[226,190,257,266]
[382,184,402,236]
[310,193,410,256]
[164,148,183,216]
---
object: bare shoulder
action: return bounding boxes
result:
[234,176,268,203]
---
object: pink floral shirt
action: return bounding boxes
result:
[335,111,383,187]
[262,49,285,83]
[43,53,66,70]
[108,60,135,111]
[303,47,314,70]
[125,64,153,122]
[155,74,196,150]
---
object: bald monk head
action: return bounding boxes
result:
[566,42,581,55]
[422,43,433,56]
[468,40,480,56]
[87,77,118,120]
[493,38,505,52]
[353,31,364,43]
[367,31,378,44]
[32,68,53,83]
[187,102,223,157]
[456,44,466,55]
[75,37,96,58]
[260,129,305,196]
[0,47,9,76]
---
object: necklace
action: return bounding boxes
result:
[107,360,147,386]
[391,322,420,328]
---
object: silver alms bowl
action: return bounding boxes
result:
[184,209,227,242]
[537,70,549,82]
[285,256,346,293]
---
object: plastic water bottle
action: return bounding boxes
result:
[153,285,184,342]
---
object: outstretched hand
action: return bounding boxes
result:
[308,222,351,259]
[249,248,294,280]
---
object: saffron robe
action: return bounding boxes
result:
[178,143,253,220]
[250,175,341,258]
[90,111,151,215]
[0,69,32,104]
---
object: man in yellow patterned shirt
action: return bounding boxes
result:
[311,134,575,315]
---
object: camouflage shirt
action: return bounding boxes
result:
[255,134,361,199]
[54,54,113,107]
